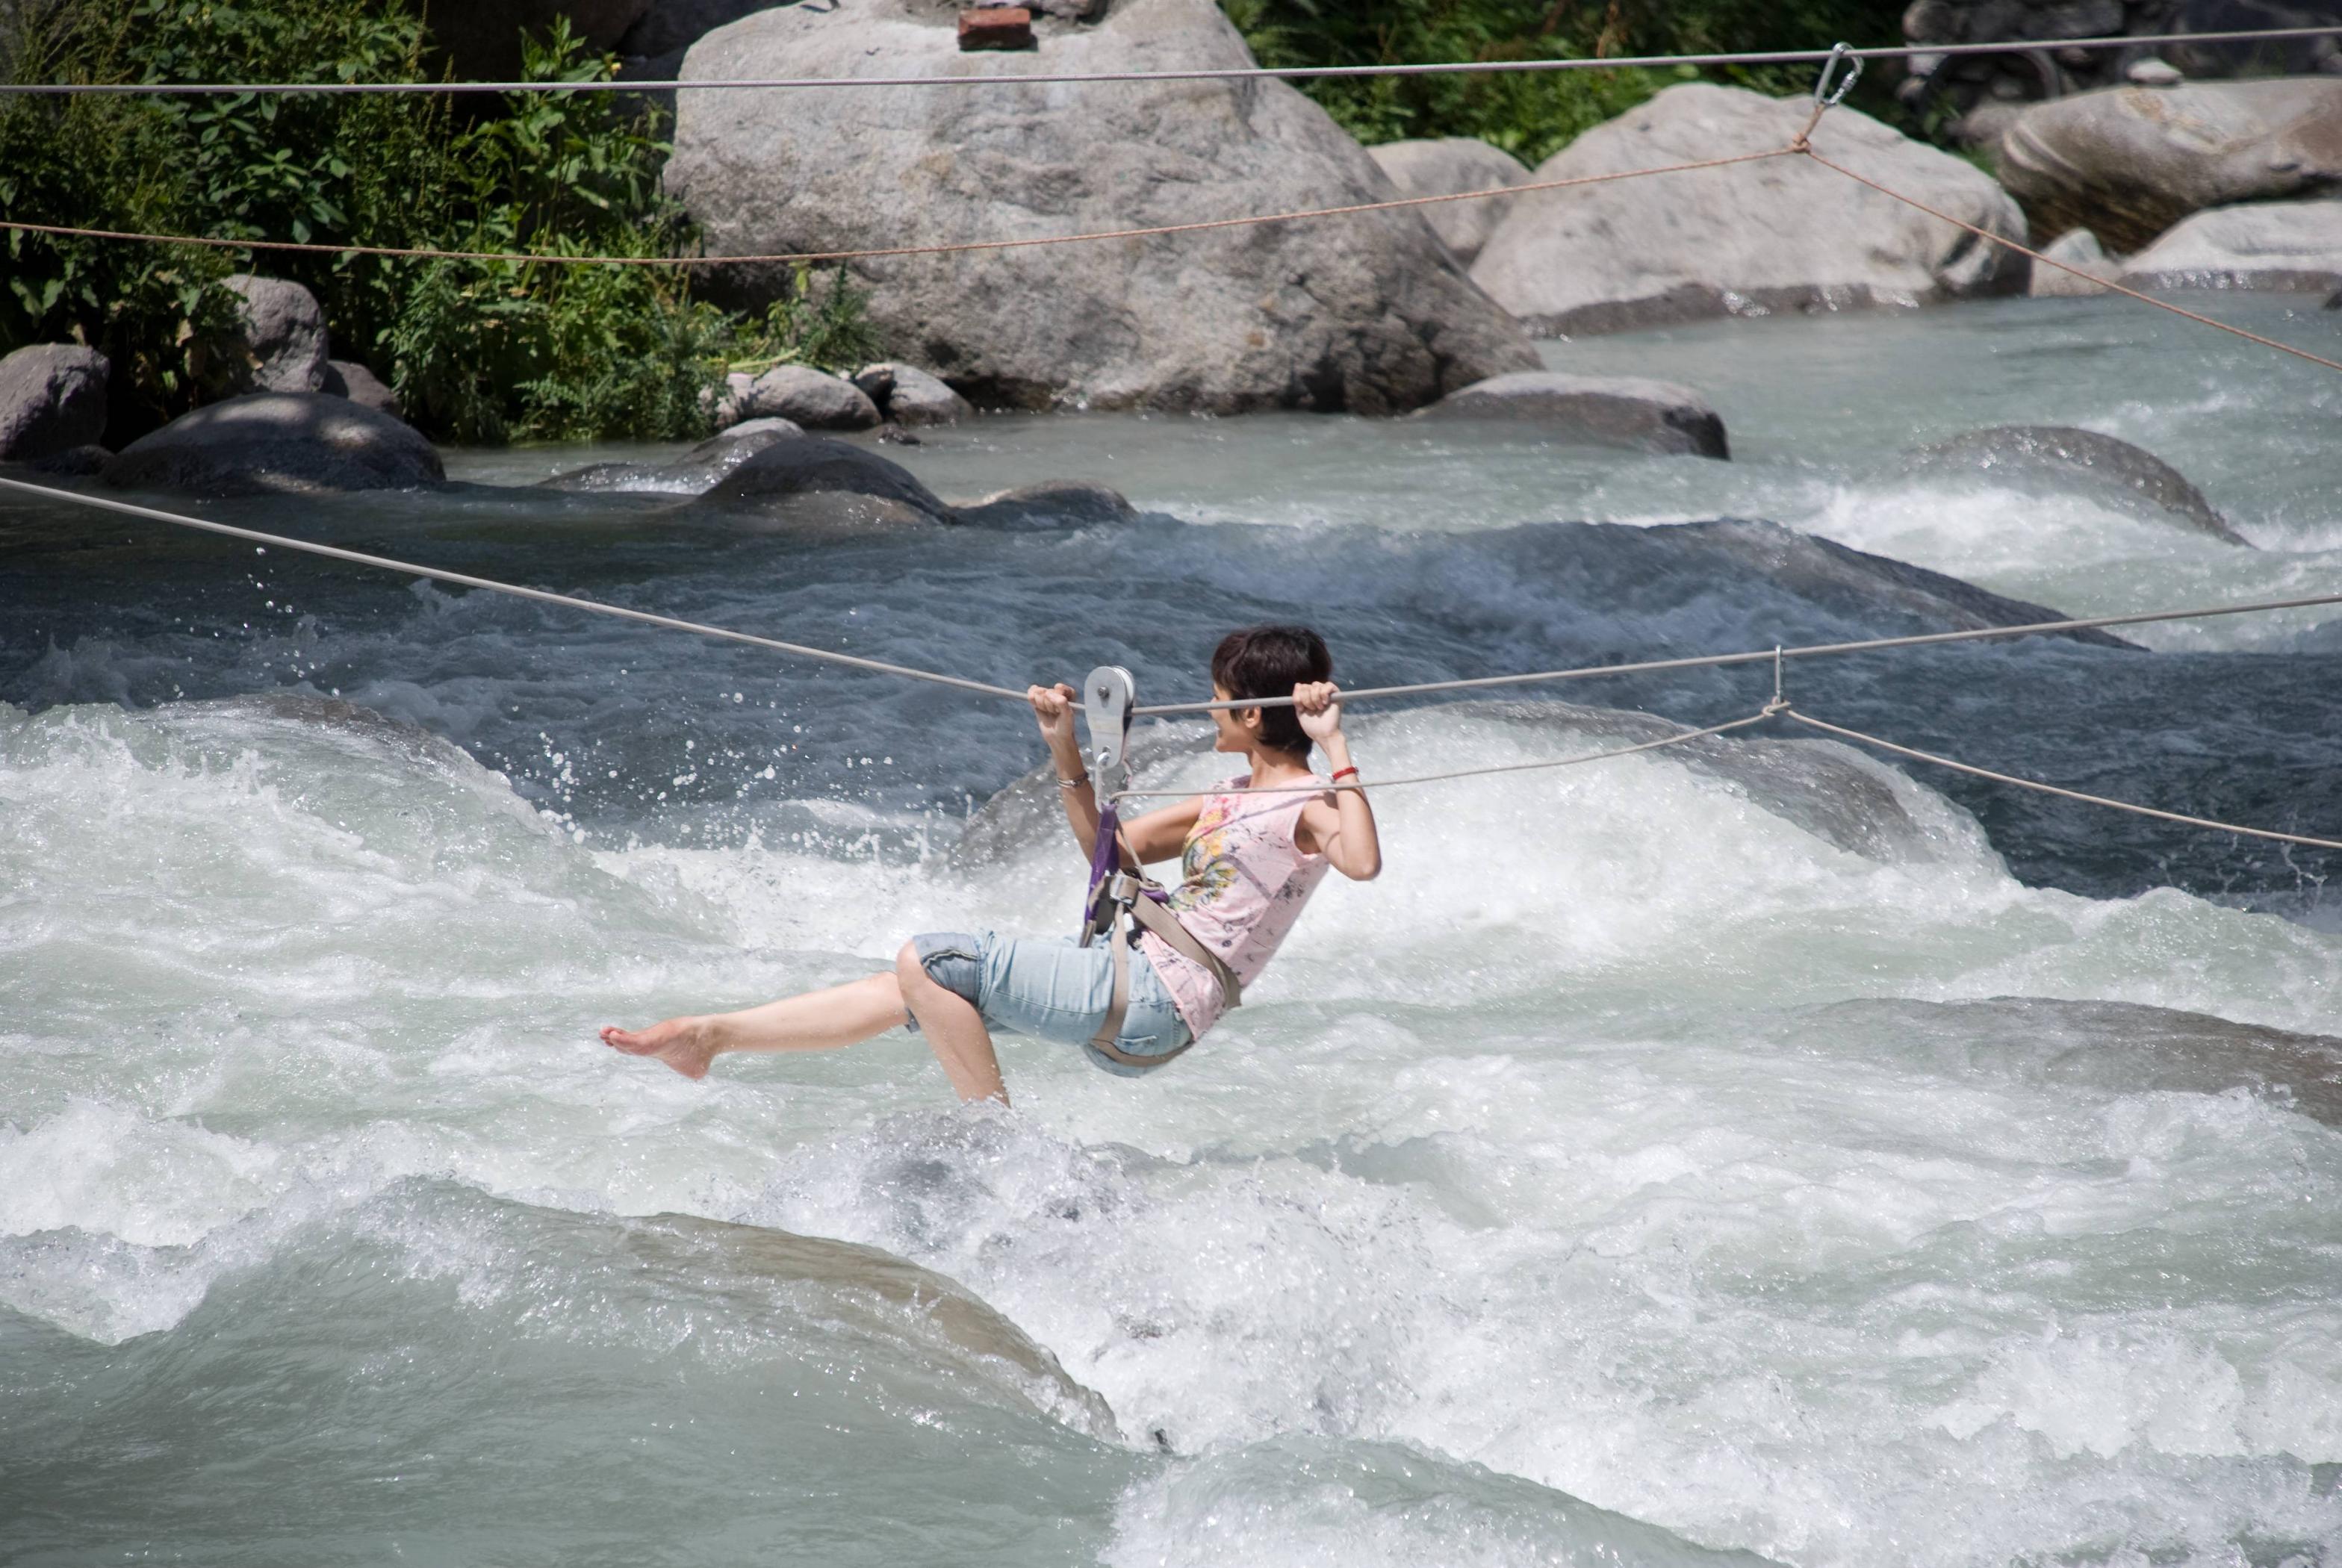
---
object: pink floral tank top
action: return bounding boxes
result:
[1138,774,1332,1039]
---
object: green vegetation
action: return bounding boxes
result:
[0,0,876,444]
[1221,0,1915,166]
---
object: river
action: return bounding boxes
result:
[4,293,2340,1566]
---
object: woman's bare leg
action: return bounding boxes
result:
[600,972,908,1081]
[894,942,1008,1105]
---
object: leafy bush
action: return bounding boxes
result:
[1221,0,1916,166]
[0,0,882,444]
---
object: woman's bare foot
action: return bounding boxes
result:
[600,1017,719,1080]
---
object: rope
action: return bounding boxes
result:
[1135,591,2342,715]
[0,475,1031,703]
[1106,709,1775,800]
[0,146,1796,270]
[1780,706,2342,850]
[3,25,2335,96]
[1795,145,2342,378]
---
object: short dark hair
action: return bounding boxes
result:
[1211,625,1332,756]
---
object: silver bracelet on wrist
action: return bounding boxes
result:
[1056,773,1090,791]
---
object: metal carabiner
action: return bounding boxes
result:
[1813,41,1863,108]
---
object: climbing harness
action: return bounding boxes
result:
[1073,665,1241,1069]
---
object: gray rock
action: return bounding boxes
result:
[320,359,401,418]
[1412,370,1729,459]
[1366,137,1532,265]
[24,444,112,478]
[1470,84,2028,337]
[665,0,1537,414]
[2117,197,2342,292]
[1999,80,2342,252]
[221,274,328,395]
[2028,226,2121,296]
[0,343,110,461]
[724,364,880,430]
[538,417,806,494]
[2125,56,2186,86]
[692,434,954,526]
[102,392,444,496]
[865,361,973,426]
[1907,423,2249,544]
[955,479,1140,529]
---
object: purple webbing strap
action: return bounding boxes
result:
[1084,802,1122,917]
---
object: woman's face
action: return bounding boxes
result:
[1209,685,1259,754]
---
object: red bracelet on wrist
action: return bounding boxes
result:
[1331,766,1361,783]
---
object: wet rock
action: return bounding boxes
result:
[665,0,1537,413]
[320,359,400,418]
[2028,227,2122,296]
[692,433,954,525]
[102,392,444,496]
[1413,370,1729,459]
[1999,79,2342,252]
[955,479,1139,528]
[22,444,112,478]
[221,274,329,395]
[859,361,972,426]
[2116,197,2342,292]
[0,343,110,461]
[723,364,880,430]
[1366,137,1532,266]
[1907,423,2248,543]
[538,417,807,494]
[1470,84,2028,337]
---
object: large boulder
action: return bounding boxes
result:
[1998,79,2342,252]
[2117,197,2342,291]
[1412,370,1729,458]
[0,343,109,461]
[222,275,328,395]
[1470,84,2028,337]
[719,364,880,430]
[854,361,974,426]
[664,0,1538,414]
[1905,424,2249,544]
[102,393,444,496]
[1366,137,1533,265]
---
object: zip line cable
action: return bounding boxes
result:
[0,475,1029,703]
[0,146,1797,269]
[1,25,2335,96]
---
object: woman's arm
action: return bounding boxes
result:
[1028,683,1200,867]
[1292,682,1382,881]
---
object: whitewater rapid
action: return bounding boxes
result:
[5,295,2341,1565]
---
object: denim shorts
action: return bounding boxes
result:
[906,930,1194,1077]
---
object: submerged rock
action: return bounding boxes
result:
[1907,424,2248,544]
[0,343,110,462]
[222,274,329,395]
[1471,84,2028,336]
[1998,79,2342,253]
[955,479,1140,529]
[1366,137,1533,265]
[665,0,1538,412]
[1413,370,1730,458]
[539,417,807,494]
[2117,198,2342,293]
[102,392,444,496]
[692,433,954,526]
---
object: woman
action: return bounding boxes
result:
[601,625,1380,1104]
